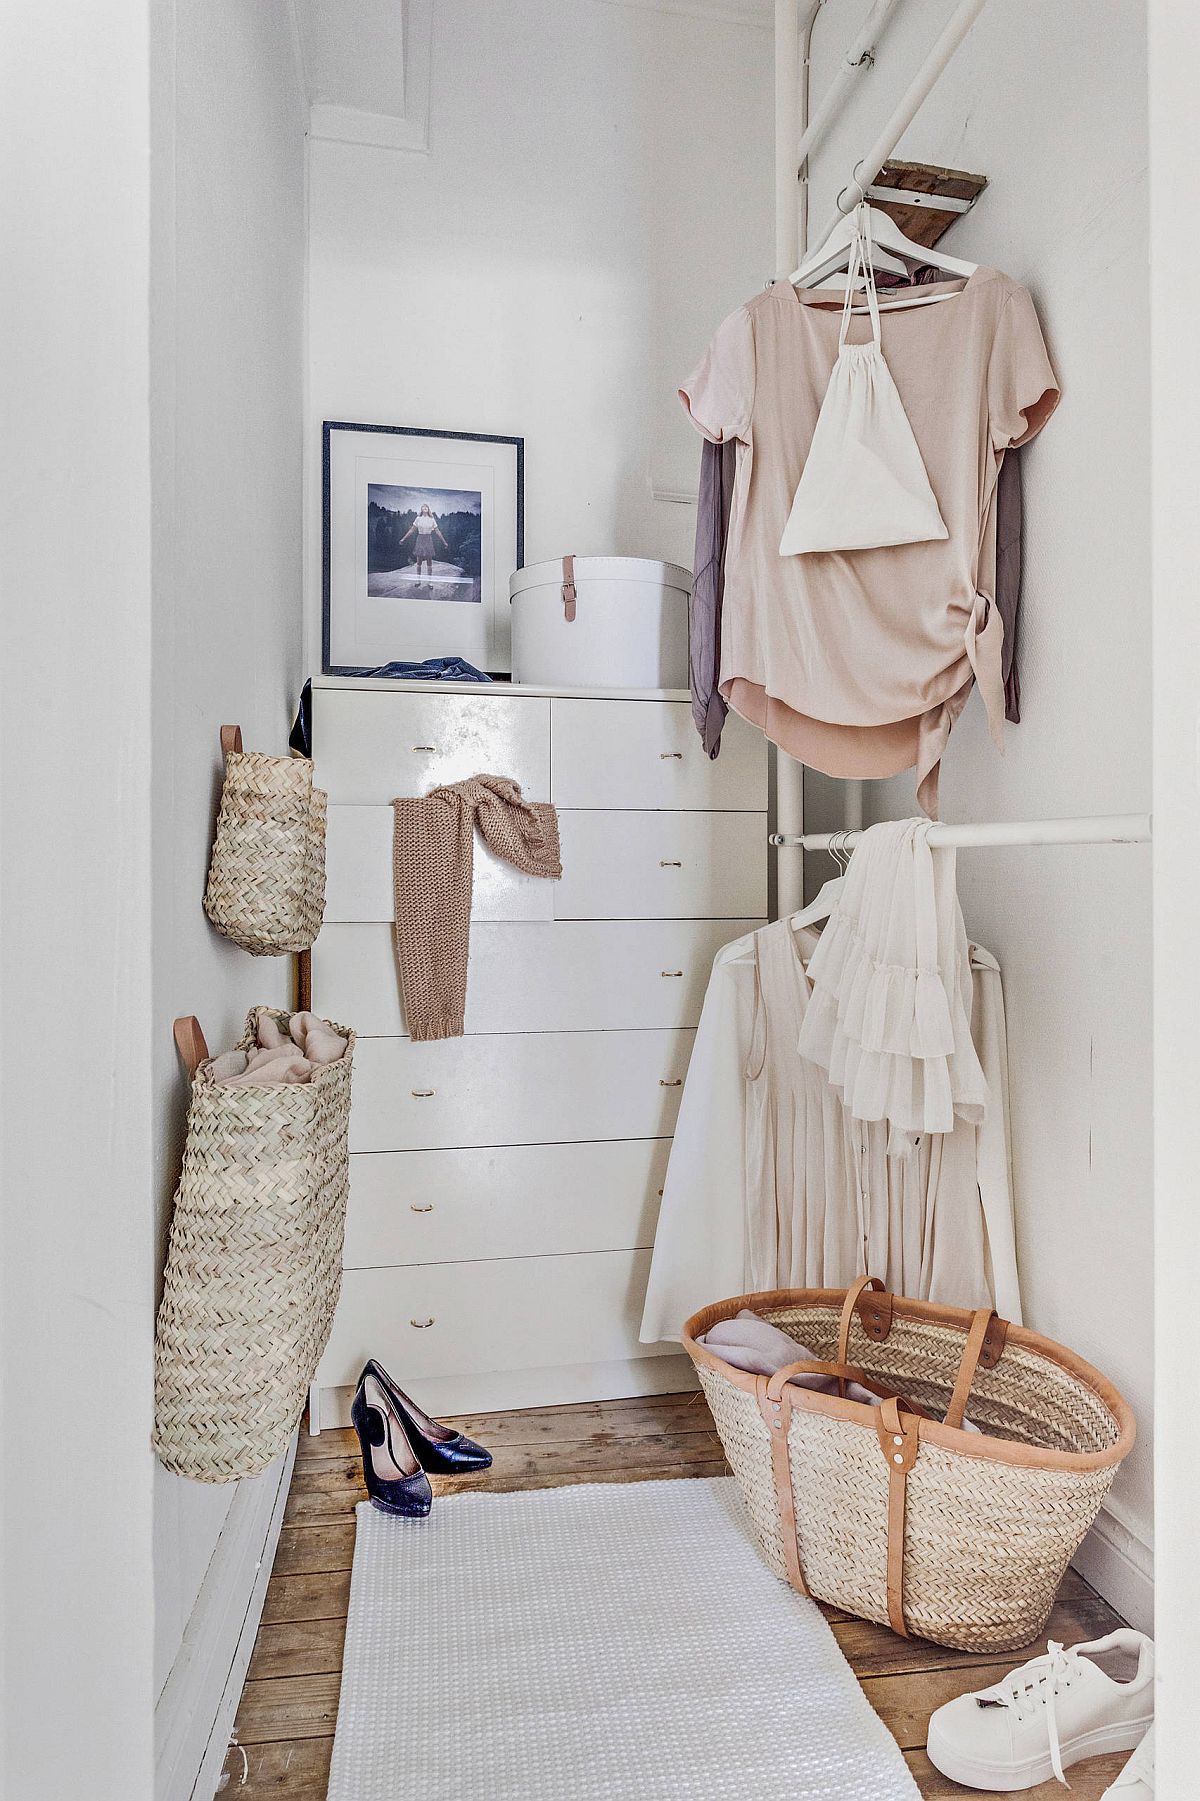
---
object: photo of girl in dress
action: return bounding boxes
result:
[366,483,483,604]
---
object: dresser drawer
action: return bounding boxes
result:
[313,918,759,1035]
[315,1249,671,1389]
[323,805,556,923]
[551,698,767,810]
[555,811,767,918]
[350,1028,694,1152]
[313,687,550,804]
[342,1140,670,1268]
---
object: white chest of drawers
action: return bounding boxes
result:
[306,676,768,1429]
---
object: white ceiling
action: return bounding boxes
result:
[293,0,409,117]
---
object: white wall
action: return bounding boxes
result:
[0,2,157,1796]
[150,0,307,1729]
[306,0,773,666]
[806,0,1153,1619]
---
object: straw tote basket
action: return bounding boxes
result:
[684,1276,1135,1653]
[204,724,327,955]
[153,1008,354,1482]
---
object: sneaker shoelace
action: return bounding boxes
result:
[981,1640,1076,1785]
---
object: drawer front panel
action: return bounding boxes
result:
[555,811,767,918]
[350,1028,694,1152]
[313,919,760,1035]
[315,1249,669,1388]
[313,688,550,804]
[342,1140,670,1268]
[323,806,556,923]
[551,698,767,811]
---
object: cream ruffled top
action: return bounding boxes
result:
[797,818,988,1145]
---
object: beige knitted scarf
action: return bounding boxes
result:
[392,775,562,1041]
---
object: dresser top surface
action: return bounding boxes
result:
[312,675,691,703]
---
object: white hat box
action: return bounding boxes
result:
[509,555,691,689]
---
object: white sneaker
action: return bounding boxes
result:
[926,1630,1154,1791]
[1102,1724,1154,1796]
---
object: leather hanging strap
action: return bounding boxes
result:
[561,555,577,623]
[756,1375,808,1597]
[173,1015,210,1077]
[945,1307,1006,1430]
[874,1395,919,1638]
[220,724,244,758]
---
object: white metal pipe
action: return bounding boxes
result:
[774,0,805,279]
[769,813,1153,851]
[772,0,821,910]
[794,0,902,181]
[812,0,989,246]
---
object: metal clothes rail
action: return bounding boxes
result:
[769,814,1153,851]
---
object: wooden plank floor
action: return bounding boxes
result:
[223,1392,1128,1800]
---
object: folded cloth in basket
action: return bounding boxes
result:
[701,1310,980,1431]
[208,1010,348,1087]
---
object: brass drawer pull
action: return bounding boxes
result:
[410,1203,434,1213]
[411,744,438,752]
[411,1088,436,1098]
[659,751,683,760]
[661,969,683,978]
[659,859,682,868]
[410,1317,436,1329]
[660,1077,682,1088]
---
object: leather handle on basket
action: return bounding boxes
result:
[765,1360,931,1420]
[561,554,577,623]
[220,724,243,758]
[173,1015,210,1077]
[945,1308,1006,1430]
[874,1396,920,1638]
[754,1374,808,1598]
[837,1276,891,1394]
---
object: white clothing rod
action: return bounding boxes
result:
[770,813,1153,851]
[811,0,989,247]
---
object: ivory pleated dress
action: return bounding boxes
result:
[639,918,1019,1344]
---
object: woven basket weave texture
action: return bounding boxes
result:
[693,1294,1130,1653]
[204,751,326,955]
[153,1007,353,1481]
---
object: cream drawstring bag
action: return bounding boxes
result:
[779,205,948,556]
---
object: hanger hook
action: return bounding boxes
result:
[836,159,869,216]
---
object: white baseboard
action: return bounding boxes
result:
[155,1437,297,1801]
[1072,1497,1155,1634]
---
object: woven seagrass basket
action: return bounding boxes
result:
[204,726,326,956]
[684,1276,1135,1653]
[153,1007,354,1482]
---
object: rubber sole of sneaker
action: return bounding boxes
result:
[925,1712,1154,1792]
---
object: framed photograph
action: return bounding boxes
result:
[322,421,523,675]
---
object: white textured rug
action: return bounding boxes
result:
[327,1477,919,1799]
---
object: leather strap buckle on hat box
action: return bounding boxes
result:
[509,555,691,690]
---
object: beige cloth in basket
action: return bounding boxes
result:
[392,775,562,1041]
[209,1010,348,1087]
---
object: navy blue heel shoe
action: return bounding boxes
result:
[351,1372,434,1517]
[358,1359,493,1475]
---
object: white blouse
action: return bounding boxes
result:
[640,918,1021,1345]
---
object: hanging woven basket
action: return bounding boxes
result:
[685,1276,1135,1653]
[204,724,327,956]
[153,1007,354,1482]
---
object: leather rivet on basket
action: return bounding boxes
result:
[773,1420,782,1429]
[893,1435,903,1446]
[893,1453,904,1465]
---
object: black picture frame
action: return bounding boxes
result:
[321,420,525,676]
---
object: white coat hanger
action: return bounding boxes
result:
[789,831,853,931]
[792,173,977,300]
